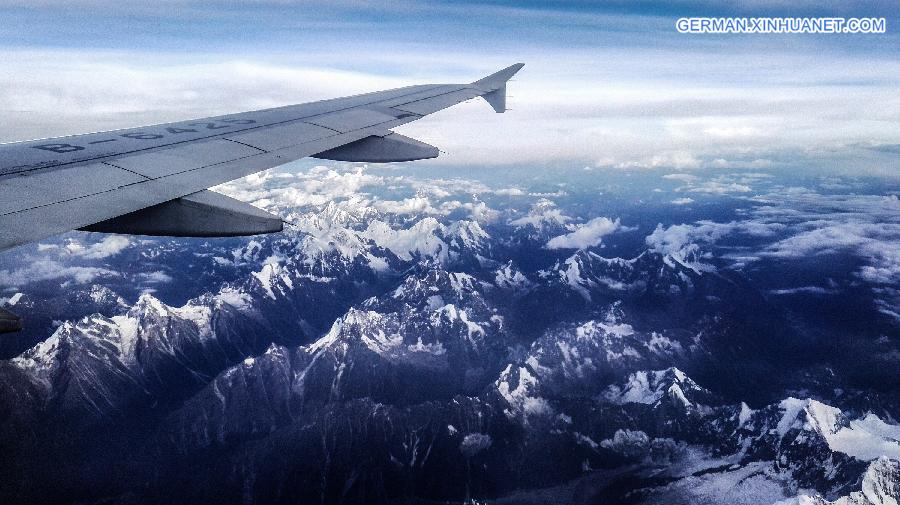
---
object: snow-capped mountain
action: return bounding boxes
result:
[1,164,898,504]
[601,367,715,409]
[780,457,900,505]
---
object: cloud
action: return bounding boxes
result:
[670,197,694,205]
[546,217,622,250]
[0,53,407,142]
[455,201,501,223]
[769,286,835,295]
[646,187,900,315]
[745,191,900,289]
[685,181,752,195]
[645,219,784,272]
[216,167,384,212]
[217,163,531,223]
[873,287,900,321]
[763,222,882,258]
[708,159,775,170]
[138,271,173,284]
[663,173,698,183]
[664,172,776,196]
[493,188,526,196]
[509,199,571,229]
[401,177,525,199]
[373,196,440,215]
[0,33,898,173]
[609,152,702,170]
[762,222,900,287]
[646,220,781,255]
[0,259,119,288]
[63,235,132,259]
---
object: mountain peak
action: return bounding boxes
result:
[363,218,448,263]
[445,220,490,251]
[495,261,531,290]
[391,267,484,308]
[785,456,900,504]
[509,198,571,233]
[132,292,170,317]
[11,324,66,378]
[555,248,702,302]
[772,397,900,462]
[601,367,710,409]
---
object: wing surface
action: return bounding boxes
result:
[0,63,524,252]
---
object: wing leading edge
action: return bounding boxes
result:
[0,63,524,254]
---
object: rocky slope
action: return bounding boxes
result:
[1,200,898,505]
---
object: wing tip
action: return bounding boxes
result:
[472,63,525,91]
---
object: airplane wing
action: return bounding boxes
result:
[0,63,524,255]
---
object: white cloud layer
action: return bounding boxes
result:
[0,46,897,173]
[546,217,622,250]
[646,186,900,319]
[63,236,132,259]
[0,259,119,288]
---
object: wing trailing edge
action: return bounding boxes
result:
[313,132,439,163]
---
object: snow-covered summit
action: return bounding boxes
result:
[773,398,900,461]
[509,198,571,233]
[780,457,900,505]
[601,367,713,409]
[554,249,701,302]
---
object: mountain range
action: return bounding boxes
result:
[1,164,898,504]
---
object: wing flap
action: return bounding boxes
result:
[375,85,463,107]
[392,88,482,116]
[81,190,282,237]
[312,133,439,163]
[304,108,401,133]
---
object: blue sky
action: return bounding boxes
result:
[0,0,898,175]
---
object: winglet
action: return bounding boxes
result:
[472,63,525,91]
[472,63,524,113]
